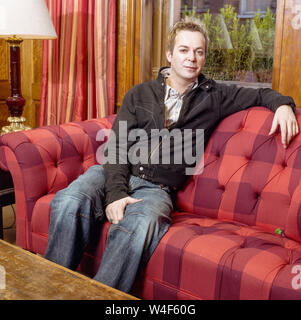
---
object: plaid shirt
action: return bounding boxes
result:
[162,68,198,128]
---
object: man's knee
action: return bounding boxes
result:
[68,165,105,193]
[126,192,173,219]
[119,199,171,235]
[53,165,105,203]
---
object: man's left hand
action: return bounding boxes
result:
[269,105,299,149]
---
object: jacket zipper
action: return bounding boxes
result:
[171,78,211,129]
[146,78,210,167]
[147,84,165,164]
[148,139,163,163]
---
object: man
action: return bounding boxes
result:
[44,20,299,293]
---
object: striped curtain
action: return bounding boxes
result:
[40,0,116,126]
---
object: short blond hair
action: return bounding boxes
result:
[167,18,209,57]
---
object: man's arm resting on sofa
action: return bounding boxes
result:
[218,83,298,149]
[269,105,299,149]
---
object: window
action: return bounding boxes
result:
[179,0,277,84]
[239,0,277,18]
[181,0,210,14]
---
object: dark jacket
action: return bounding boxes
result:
[103,67,296,206]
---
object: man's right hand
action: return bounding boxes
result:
[105,196,143,224]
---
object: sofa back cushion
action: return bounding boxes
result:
[176,107,301,241]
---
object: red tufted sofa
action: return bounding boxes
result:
[1,106,301,300]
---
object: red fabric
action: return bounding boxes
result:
[135,211,301,300]
[0,115,115,250]
[177,107,301,239]
[1,107,301,300]
[40,0,116,125]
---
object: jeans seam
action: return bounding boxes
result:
[63,192,101,216]
[65,211,89,220]
[110,225,133,235]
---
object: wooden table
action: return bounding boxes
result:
[0,240,138,300]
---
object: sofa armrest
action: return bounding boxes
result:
[0,116,115,249]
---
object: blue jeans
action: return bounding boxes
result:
[44,165,173,293]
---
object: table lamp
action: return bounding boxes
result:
[0,0,57,135]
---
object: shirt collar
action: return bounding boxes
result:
[161,68,198,97]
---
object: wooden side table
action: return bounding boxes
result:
[0,169,15,239]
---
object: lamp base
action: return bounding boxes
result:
[1,117,31,135]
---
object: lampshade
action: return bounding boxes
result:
[0,0,57,39]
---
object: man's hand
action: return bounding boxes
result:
[269,105,299,149]
[105,196,143,224]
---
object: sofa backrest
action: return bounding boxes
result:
[177,107,301,242]
[0,115,115,195]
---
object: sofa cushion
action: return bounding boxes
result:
[136,211,301,300]
[285,183,301,242]
[31,194,55,254]
[177,107,301,239]
[31,193,301,300]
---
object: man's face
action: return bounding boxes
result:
[166,30,206,84]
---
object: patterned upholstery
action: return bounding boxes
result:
[1,107,301,300]
[177,107,301,238]
[0,116,115,249]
